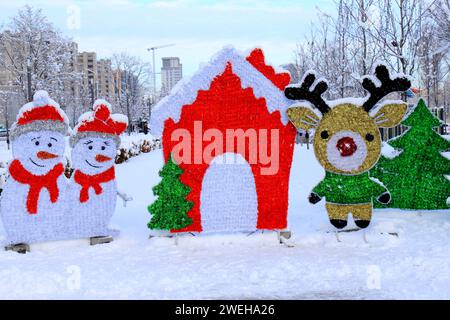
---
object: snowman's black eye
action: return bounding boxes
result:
[101,146,106,151]
[35,141,40,146]
[48,143,52,148]
[88,146,93,150]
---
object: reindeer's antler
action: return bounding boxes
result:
[285,72,330,115]
[362,65,411,112]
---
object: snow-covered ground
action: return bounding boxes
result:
[0,144,448,299]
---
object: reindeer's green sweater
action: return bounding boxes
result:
[312,171,387,204]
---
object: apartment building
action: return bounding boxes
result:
[76,52,99,101]
[160,57,182,97]
[97,58,115,99]
[76,52,115,101]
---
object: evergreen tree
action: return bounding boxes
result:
[372,99,450,210]
[148,156,193,230]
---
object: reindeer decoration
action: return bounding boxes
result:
[286,65,411,229]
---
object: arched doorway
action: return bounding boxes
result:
[200,153,258,233]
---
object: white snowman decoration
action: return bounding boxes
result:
[67,100,130,241]
[0,91,70,247]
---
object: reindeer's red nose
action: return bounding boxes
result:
[336,137,357,157]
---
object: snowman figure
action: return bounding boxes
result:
[0,91,70,250]
[67,100,130,243]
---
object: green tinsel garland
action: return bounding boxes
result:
[148,156,193,230]
[371,99,450,210]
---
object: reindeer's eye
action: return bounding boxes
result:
[320,131,329,139]
[366,133,375,142]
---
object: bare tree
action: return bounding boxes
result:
[429,0,450,49]
[63,74,92,127]
[413,0,450,108]
[418,20,447,107]
[364,0,434,78]
[337,0,382,96]
[0,6,78,102]
[112,53,151,134]
[293,1,370,99]
[333,0,353,97]
[292,0,449,102]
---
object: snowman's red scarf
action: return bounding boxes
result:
[74,167,115,203]
[9,160,64,214]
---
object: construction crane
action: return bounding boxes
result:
[147,44,176,98]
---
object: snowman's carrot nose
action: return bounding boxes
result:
[37,151,58,160]
[95,154,112,163]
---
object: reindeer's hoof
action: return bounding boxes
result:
[355,220,371,229]
[330,219,347,229]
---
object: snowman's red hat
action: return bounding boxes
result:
[10,91,69,141]
[71,99,128,147]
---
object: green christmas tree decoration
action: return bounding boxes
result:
[148,155,193,230]
[371,99,450,210]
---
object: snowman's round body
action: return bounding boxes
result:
[1,130,69,244]
[66,135,119,238]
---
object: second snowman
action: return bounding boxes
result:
[67,100,129,243]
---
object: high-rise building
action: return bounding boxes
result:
[161,57,182,97]
[76,52,115,102]
[76,52,99,102]
[97,58,115,99]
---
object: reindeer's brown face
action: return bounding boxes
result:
[313,104,381,174]
[287,102,407,174]
[285,65,411,175]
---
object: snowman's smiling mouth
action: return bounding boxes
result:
[85,160,103,169]
[29,158,45,168]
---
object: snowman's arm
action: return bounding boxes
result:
[117,189,133,207]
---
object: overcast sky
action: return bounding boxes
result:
[0,0,333,79]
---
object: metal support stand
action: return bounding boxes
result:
[277,230,294,247]
[90,236,114,246]
[5,243,30,254]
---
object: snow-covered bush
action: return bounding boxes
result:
[115,137,161,164]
